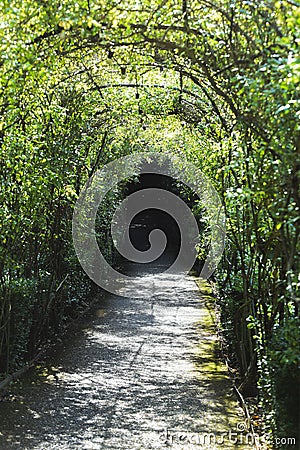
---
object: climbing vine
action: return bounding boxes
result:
[0,0,299,447]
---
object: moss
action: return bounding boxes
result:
[193,277,256,447]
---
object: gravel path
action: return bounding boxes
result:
[0,271,254,449]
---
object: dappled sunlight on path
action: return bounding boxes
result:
[0,273,254,449]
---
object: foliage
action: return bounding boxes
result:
[0,0,299,445]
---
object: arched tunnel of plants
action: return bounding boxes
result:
[0,2,299,449]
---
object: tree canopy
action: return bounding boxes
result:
[0,0,299,447]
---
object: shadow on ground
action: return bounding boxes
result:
[0,267,255,449]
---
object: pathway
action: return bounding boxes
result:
[0,271,254,449]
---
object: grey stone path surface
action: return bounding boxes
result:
[0,272,254,449]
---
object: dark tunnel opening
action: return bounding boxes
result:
[126,173,181,271]
[113,172,202,276]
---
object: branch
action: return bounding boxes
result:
[89,130,109,178]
